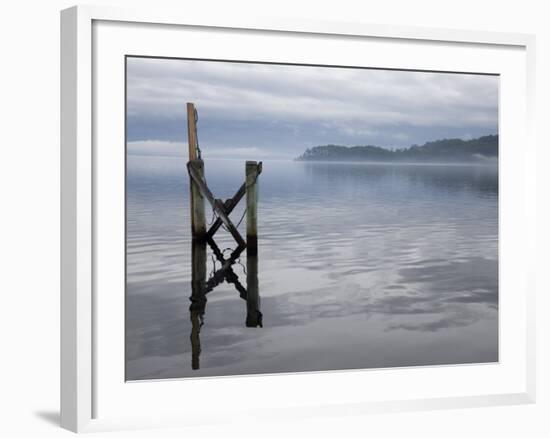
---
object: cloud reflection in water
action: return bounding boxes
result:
[126,158,498,380]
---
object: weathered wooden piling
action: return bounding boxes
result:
[187,102,199,158]
[189,160,206,240]
[245,161,262,327]
[185,104,265,367]
[246,161,261,255]
[187,103,206,240]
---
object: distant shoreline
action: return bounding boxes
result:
[296,134,498,164]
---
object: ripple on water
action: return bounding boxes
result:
[126,158,498,379]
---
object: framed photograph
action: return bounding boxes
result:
[61,5,536,433]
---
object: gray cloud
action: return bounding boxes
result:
[127,57,498,159]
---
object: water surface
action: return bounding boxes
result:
[126,157,498,380]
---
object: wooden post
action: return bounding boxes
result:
[189,160,206,240]
[187,102,198,160]
[246,252,262,327]
[245,161,262,327]
[189,239,207,370]
[187,102,206,240]
[246,161,260,255]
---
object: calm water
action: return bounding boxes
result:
[126,156,498,380]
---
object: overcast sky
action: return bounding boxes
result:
[126,57,498,160]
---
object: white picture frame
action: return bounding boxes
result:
[60,4,537,433]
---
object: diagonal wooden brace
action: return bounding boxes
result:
[187,160,246,247]
[206,164,262,239]
[207,184,245,238]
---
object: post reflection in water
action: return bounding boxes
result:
[189,239,206,370]
[189,238,262,370]
[246,250,262,328]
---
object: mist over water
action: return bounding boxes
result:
[126,156,498,380]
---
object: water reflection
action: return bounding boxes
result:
[189,238,262,370]
[126,158,498,380]
[303,162,498,196]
